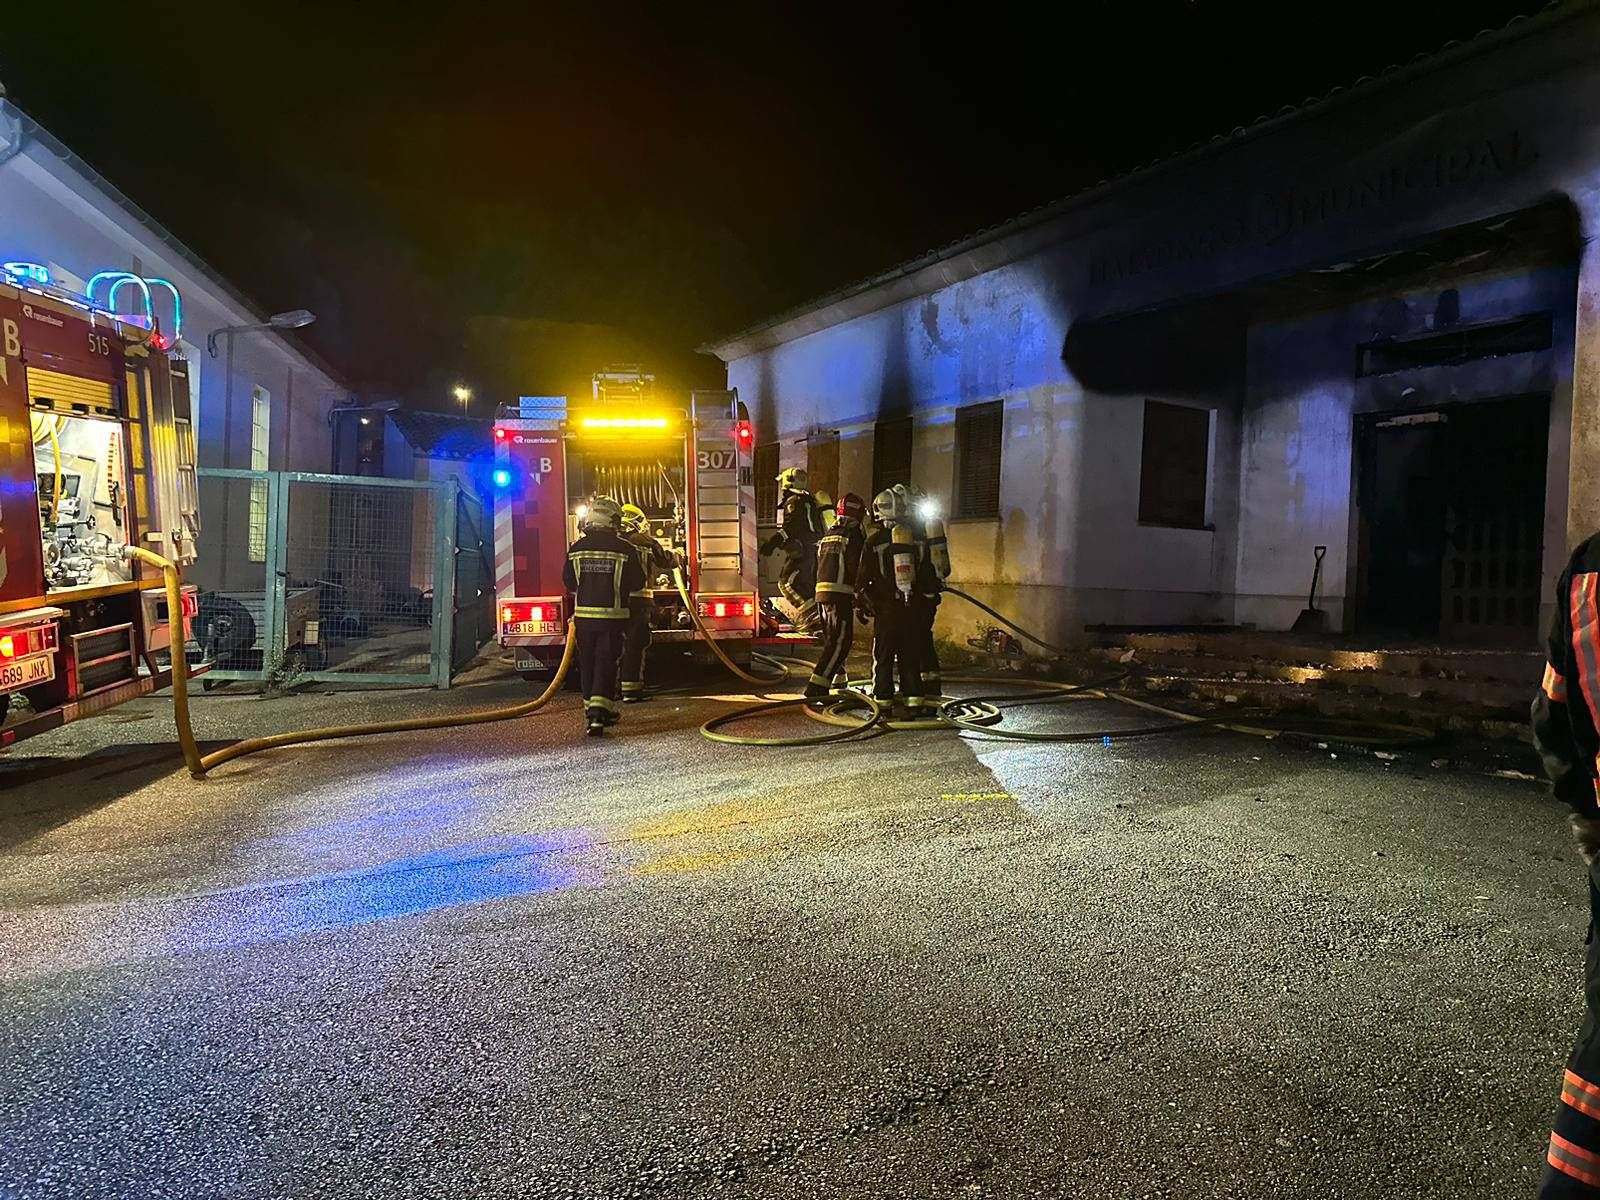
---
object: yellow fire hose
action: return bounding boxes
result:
[128,547,576,779]
[670,566,789,687]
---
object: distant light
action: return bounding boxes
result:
[267,309,316,330]
[3,262,50,286]
[492,468,511,488]
[359,416,371,426]
[575,504,589,520]
[916,498,939,521]
[494,427,507,440]
[453,385,472,403]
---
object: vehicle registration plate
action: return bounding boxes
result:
[0,654,54,693]
[505,621,557,636]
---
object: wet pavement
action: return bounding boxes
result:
[0,665,1586,1198]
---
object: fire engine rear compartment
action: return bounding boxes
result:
[31,410,136,593]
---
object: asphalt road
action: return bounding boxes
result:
[0,665,1586,1199]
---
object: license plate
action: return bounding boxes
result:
[0,654,54,693]
[505,621,557,636]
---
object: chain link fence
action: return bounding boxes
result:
[189,469,491,688]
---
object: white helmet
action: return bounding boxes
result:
[580,495,622,532]
[872,488,906,525]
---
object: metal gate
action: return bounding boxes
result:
[191,469,492,688]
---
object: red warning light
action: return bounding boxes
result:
[494,427,507,440]
[713,602,727,618]
[0,635,12,660]
[741,601,754,617]
[528,605,545,622]
[735,421,753,444]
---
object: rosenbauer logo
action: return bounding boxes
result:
[20,303,63,329]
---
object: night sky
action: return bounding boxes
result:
[0,0,1537,410]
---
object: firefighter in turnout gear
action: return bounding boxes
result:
[619,503,673,703]
[857,487,931,717]
[899,484,952,699]
[805,493,868,700]
[760,466,826,634]
[1534,532,1600,1196]
[561,496,646,735]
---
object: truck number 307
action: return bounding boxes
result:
[697,450,735,471]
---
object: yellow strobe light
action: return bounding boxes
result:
[579,416,670,430]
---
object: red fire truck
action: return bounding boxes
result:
[493,369,759,680]
[0,274,201,747]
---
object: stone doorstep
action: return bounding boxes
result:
[1137,673,1529,740]
[1126,650,1533,710]
[1122,632,1543,684]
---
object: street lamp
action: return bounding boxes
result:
[453,384,472,414]
[207,309,317,358]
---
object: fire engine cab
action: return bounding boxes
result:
[493,368,758,679]
[0,271,201,747]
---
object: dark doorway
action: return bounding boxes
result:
[1354,395,1547,645]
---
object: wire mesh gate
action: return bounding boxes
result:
[191,469,491,688]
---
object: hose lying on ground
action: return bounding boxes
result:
[128,547,578,780]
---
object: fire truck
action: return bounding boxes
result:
[493,369,758,680]
[0,271,201,748]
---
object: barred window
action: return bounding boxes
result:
[1138,400,1211,529]
[872,416,913,497]
[248,386,271,562]
[954,401,1003,520]
[754,440,779,523]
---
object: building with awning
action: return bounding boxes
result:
[703,2,1600,650]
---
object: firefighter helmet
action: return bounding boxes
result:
[836,492,867,525]
[777,466,809,493]
[581,495,622,532]
[619,503,647,534]
[872,488,906,525]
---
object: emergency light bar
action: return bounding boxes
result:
[578,416,671,430]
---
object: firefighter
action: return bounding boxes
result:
[857,487,929,718]
[619,503,673,702]
[760,466,825,634]
[1533,532,1600,1196]
[901,484,952,699]
[806,493,868,700]
[561,495,646,736]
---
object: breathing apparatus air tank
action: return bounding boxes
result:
[922,504,951,581]
[891,522,916,599]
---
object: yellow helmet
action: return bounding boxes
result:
[620,503,647,534]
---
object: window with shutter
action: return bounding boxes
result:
[807,431,840,502]
[1138,400,1211,529]
[754,441,779,524]
[872,416,913,497]
[954,401,1003,520]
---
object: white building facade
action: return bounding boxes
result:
[708,4,1600,650]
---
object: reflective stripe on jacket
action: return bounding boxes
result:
[1534,534,1600,815]
[815,525,865,598]
[562,532,646,621]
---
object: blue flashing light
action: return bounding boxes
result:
[3,262,50,286]
[493,468,512,489]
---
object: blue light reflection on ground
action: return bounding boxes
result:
[180,830,597,955]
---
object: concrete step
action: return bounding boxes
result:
[1127,649,1532,712]
[1122,632,1542,685]
[1135,673,1529,741]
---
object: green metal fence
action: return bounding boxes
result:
[191,468,491,689]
